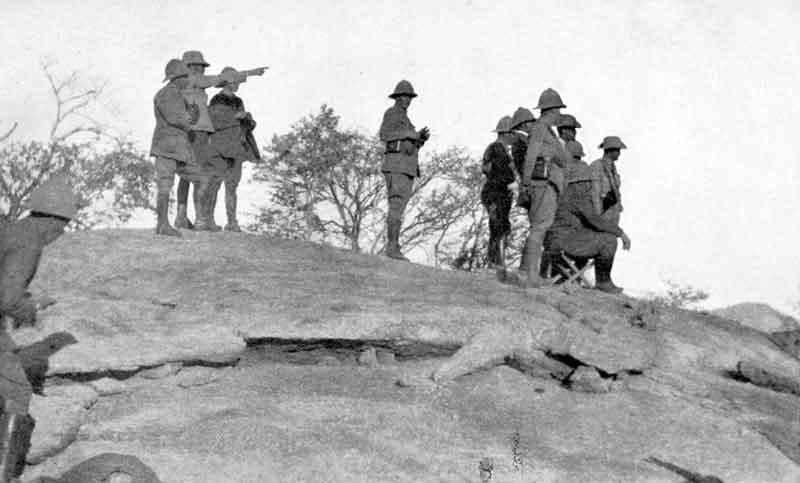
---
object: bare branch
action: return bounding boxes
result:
[0,122,17,143]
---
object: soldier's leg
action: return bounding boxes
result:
[205,155,228,232]
[0,352,36,482]
[174,178,192,229]
[224,159,243,232]
[384,173,412,261]
[483,199,500,267]
[155,157,181,237]
[560,230,621,293]
[520,184,558,287]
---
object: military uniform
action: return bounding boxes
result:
[481,117,515,267]
[208,86,261,231]
[0,176,78,480]
[546,165,626,291]
[379,80,428,260]
[590,136,627,224]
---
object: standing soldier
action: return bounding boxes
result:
[174,51,266,231]
[503,88,571,288]
[207,67,262,232]
[509,107,536,179]
[0,175,79,481]
[378,80,430,261]
[590,136,627,224]
[555,113,581,143]
[480,116,517,270]
[150,58,207,237]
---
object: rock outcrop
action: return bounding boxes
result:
[10,229,800,482]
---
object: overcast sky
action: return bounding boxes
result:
[3,0,799,314]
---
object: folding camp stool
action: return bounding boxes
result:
[547,251,594,287]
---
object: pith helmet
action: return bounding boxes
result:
[556,113,581,129]
[389,80,417,99]
[182,50,210,67]
[492,116,512,133]
[163,58,189,82]
[27,174,79,220]
[510,107,535,129]
[598,136,627,150]
[567,164,594,183]
[566,140,585,158]
[535,88,566,111]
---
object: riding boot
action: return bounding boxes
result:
[385,219,409,262]
[594,254,623,294]
[522,233,547,288]
[224,187,241,232]
[155,192,181,237]
[173,178,192,229]
[0,412,35,482]
[192,181,213,231]
[206,180,222,232]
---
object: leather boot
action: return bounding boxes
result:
[385,219,409,261]
[594,254,623,294]
[224,187,241,232]
[0,412,35,482]
[155,192,181,237]
[206,180,222,232]
[173,178,192,229]
[192,181,213,231]
[522,232,547,288]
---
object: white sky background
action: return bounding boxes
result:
[2,0,800,314]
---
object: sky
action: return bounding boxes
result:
[2,0,799,315]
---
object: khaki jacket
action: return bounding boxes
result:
[149,82,195,164]
[379,105,421,177]
[523,120,570,194]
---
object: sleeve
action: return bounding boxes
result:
[189,72,245,89]
[379,109,416,142]
[590,162,605,214]
[157,90,192,130]
[522,127,545,182]
[0,246,40,327]
[573,184,624,236]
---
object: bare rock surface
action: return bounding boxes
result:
[27,384,98,465]
[713,302,800,333]
[9,229,800,481]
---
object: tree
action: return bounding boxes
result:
[251,105,386,251]
[0,62,154,228]
[250,104,515,266]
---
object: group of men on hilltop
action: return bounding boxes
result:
[378,82,631,293]
[151,51,266,237]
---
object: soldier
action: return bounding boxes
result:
[378,80,430,261]
[545,164,631,294]
[0,175,79,481]
[150,59,207,237]
[480,116,517,270]
[590,136,626,224]
[207,67,262,232]
[555,113,581,143]
[509,107,536,178]
[540,139,591,278]
[174,51,266,231]
[502,89,571,288]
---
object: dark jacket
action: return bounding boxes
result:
[510,131,528,177]
[480,141,515,201]
[379,105,422,177]
[208,91,261,162]
[549,179,624,242]
[149,82,195,164]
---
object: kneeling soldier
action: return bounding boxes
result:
[547,164,631,293]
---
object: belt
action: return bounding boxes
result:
[385,140,401,154]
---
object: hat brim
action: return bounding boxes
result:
[186,62,210,67]
[535,103,566,110]
[388,93,417,99]
[599,144,627,150]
